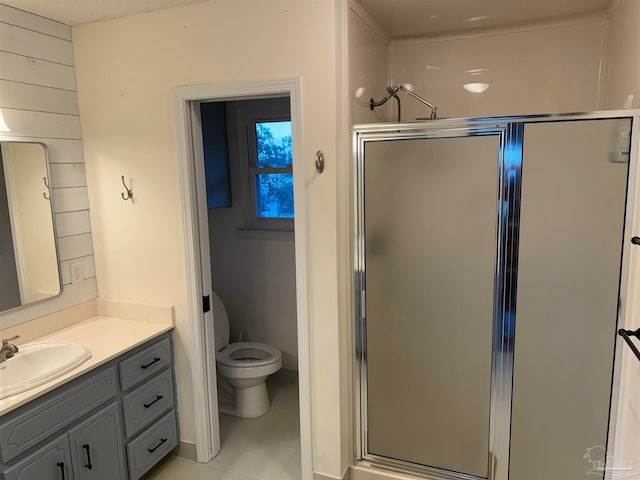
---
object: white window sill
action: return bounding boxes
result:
[235,228,294,241]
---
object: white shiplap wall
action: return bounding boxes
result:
[0,4,97,328]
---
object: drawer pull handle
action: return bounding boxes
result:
[57,462,66,480]
[148,438,168,453]
[144,395,164,409]
[83,444,93,470]
[141,357,161,369]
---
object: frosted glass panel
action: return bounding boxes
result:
[510,119,629,480]
[364,135,500,478]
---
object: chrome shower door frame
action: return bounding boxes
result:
[352,110,640,480]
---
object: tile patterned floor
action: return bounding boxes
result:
[144,370,301,480]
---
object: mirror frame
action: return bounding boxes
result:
[0,140,64,314]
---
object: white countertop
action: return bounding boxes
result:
[0,316,173,416]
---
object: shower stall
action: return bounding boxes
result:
[352,111,640,480]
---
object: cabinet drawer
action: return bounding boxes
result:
[126,411,177,480]
[1,434,72,480]
[0,367,117,464]
[119,337,171,391]
[122,370,175,438]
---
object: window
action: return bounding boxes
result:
[229,97,293,232]
[252,121,293,219]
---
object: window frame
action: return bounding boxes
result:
[246,119,294,227]
[230,97,293,232]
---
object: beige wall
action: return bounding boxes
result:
[349,3,390,124]
[72,0,345,476]
[603,0,640,109]
[390,20,606,120]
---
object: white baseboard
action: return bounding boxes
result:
[314,467,351,480]
[351,464,428,480]
[174,440,198,461]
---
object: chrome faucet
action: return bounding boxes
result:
[0,335,19,363]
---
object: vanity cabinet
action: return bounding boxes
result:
[68,403,127,480]
[1,434,72,480]
[2,403,123,480]
[0,332,177,480]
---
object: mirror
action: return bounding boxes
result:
[0,142,61,311]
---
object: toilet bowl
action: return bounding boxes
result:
[213,292,282,418]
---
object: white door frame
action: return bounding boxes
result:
[173,77,313,479]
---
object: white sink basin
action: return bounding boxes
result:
[0,341,91,400]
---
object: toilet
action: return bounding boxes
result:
[213,292,282,418]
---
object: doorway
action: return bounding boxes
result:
[204,95,299,476]
[173,79,312,480]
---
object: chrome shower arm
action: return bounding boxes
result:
[397,85,437,120]
[369,85,437,121]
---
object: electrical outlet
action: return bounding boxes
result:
[71,262,83,284]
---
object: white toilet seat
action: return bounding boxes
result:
[216,341,281,368]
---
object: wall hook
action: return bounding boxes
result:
[315,150,325,174]
[43,176,50,200]
[121,176,133,201]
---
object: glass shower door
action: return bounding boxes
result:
[355,113,638,480]
[510,119,630,480]
[361,134,501,478]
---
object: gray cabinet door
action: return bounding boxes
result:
[1,434,72,480]
[68,403,126,480]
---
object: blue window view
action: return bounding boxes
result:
[255,121,294,218]
[256,174,294,218]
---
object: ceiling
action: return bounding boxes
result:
[1,0,208,26]
[1,0,615,33]
[357,0,615,39]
